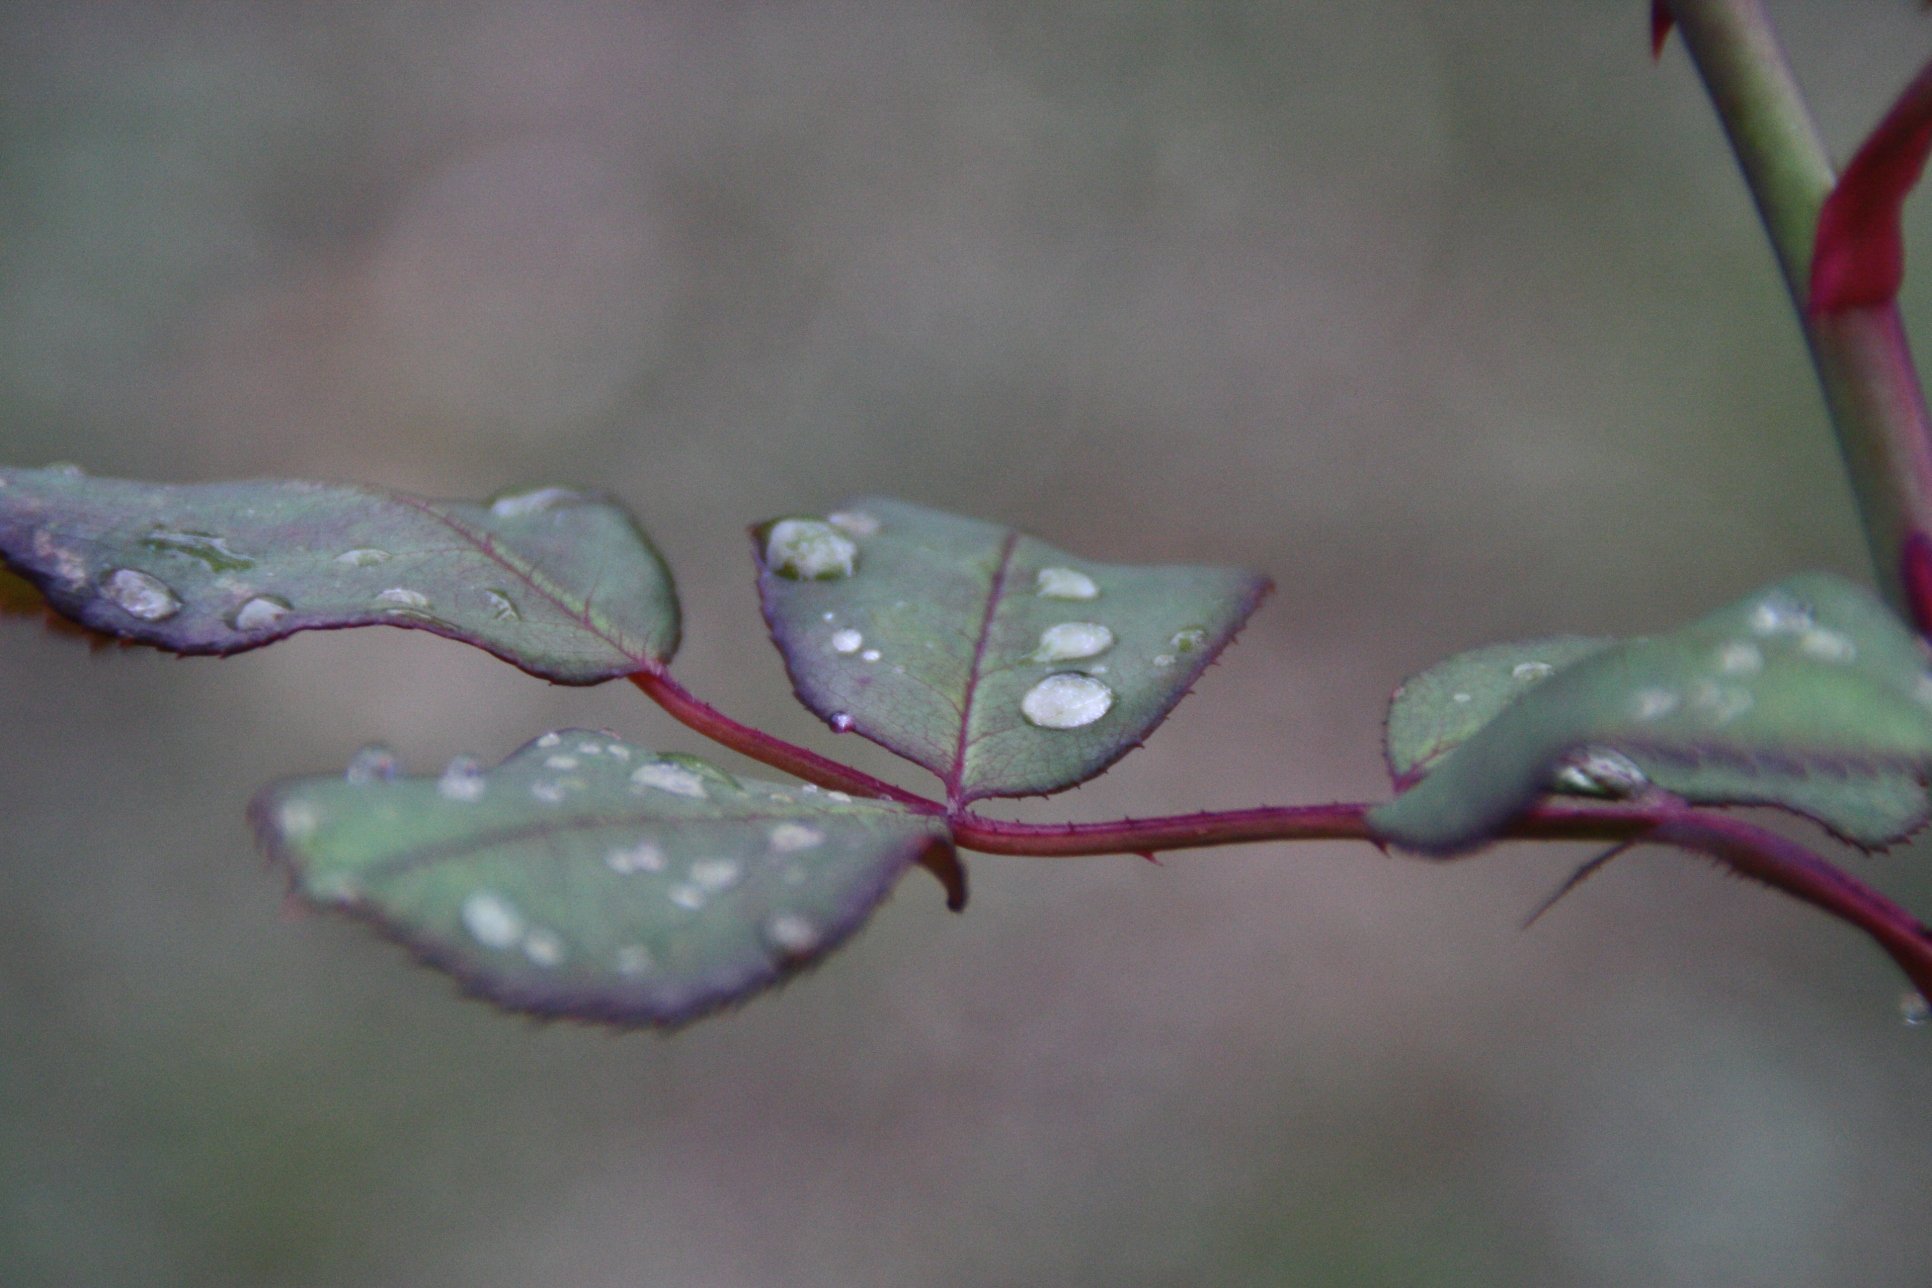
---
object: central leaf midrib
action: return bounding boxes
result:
[946,531,1020,804]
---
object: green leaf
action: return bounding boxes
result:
[753,499,1269,801]
[252,731,948,1028]
[1372,574,1932,852]
[0,467,679,683]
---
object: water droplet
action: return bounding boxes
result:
[825,790,853,803]
[606,841,666,875]
[1152,654,1176,669]
[616,945,654,975]
[437,755,487,802]
[462,891,524,949]
[764,518,857,580]
[335,548,391,567]
[831,628,864,655]
[1169,626,1208,654]
[100,568,181,622]
[1716,641,1763,675]
[45,462,85,478]
[1552,748,1649,797]
[1632,687,1679,721]
[345,743,400,784]
[1035,566,1098,600]
[631,761,708,798]
[830,712,855,732]
[483,589,520,622]
[31,530,87,588]
[1749,592,1814,636]
[1451,691,1473,704]
[861,648,882,662]
[1033,622,1115,663]
[489,485,588,518]
[668,883,707,911]
[231,595,291,632]
[278,800,321,839]
[544,754,579,771]
[1901,992,1930,1026]
[576,741,603,756]
[1020,673,1115,729]
[1798,628,1857,663]
[763,913,822,957]
[142,528,253,573]
[521,928,564,967]
[531,780,569,804]
[769,823,824,853]
[827,510,881,537]
[605,743,632,760]
[689,859,741,891]
[536,733,563,748]
[1690,680,1753,724]
[1511,661,1555,682]
[822,611,837,622]
[376,587,430,611]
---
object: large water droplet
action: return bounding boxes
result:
[764,518,858,580]
[100,568,181,622]
[489,485,589,518]
[1033,622,1114,663]
[827,510,881,537]
[483,589,520,622]
[1552,748,1648,797]
[1035,566,1098,600]
[631,760,708,798]
[231,595,291,632]
[768,823,824,853]
[831,628,863,655]
[462,890,524,949]
[763,912,822,957]
[377,587,430,611]
[1020,673,1115,729]
[345,743,400,784]
[1511,660,1554,682]
[335,548,391,567]
[437,755,487,802]
[142,528,253,573]
[606,841,666,875]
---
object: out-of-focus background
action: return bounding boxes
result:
[3,3,1930,1285]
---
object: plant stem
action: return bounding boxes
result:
[1666,0,1932,615]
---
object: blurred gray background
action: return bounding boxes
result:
[3,3,1930,1285]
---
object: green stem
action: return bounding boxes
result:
[1667,0,1932,615]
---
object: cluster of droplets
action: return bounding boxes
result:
[1019,566,1119,730]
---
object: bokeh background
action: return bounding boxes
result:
[3,3,1930,1285]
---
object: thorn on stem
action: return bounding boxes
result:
[1522,842,1635,930]
[1809,60,1932,313]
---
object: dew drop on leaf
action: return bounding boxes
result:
[1552,748,1649,797]
[830,628,863,655]
[827,510,881,537]
[605,841,666,875]
[768,823,824,852]
[763,912,822,957]
[861,648,882,662]
[1716,641,1763,675]
[1169,626,1207,654]
[376,587,430,611]
[436,755,487,802]
[1901,992,1930,1027]
[231,595,291,632]
[345,743,400,785]
[830,712,855,732]
[764,518,858,580]
[1511,660,1555,682]
[1020,672,1115,729]
[334,548,391,567]
[1034,566,1098,600]
[100,568,181,621]
[522,928,564,967]
[488,485,588,518]
[461,890,523,949]
[483,589,520,622]
[630,760,708,798]
[142,528,253,573]
[1033,622,1114,663]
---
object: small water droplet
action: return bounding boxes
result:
[689,859,741,891]
[631,761,708,798]
[536,732,563,748]
[831,628,863,655]
[616,945,654,975]
[606,841,666,875]
[1798,628,1857,663]
[376,587,430,611]
[1901,992,1930,1026]
[1749,593,1814,636]
[278,799,321,839]
[231,595,291,632]
[31,530,87,588]
[462,891,524,949]
[436,755,487,802]
[764,518,857,580]
[489,485,588,518]
[1553,748,1649,797]
[142,528,253,573]
[544,754,579,770]
[523,928,564,967]
[345,743,400,784]
[100,568,181,622]
[827,510,881,537]
[531,780,569,804]
[1033,622,1114,663]
[763,912,822,957]
[1716,641,1763,675]
[483,589,520,622]
[45,462,85,478]
[605,742,632,760]
[1152,654,1176,669]
[1169,626,1208,654]
[1035,566,1098,600]
[1020,673,1115,729]
[1690,680,1753,724]
[861,648,882,662]
[822,611,837,622]
[1632,687,1679,721]
[829,712,855,732]
[1451,691,1473,704]
[576,741,603,756]
[825,790,853,803]
[1511,661,1554,682]
[335,548,391,567]
[769,823,824,853]
[668,883,707,911]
